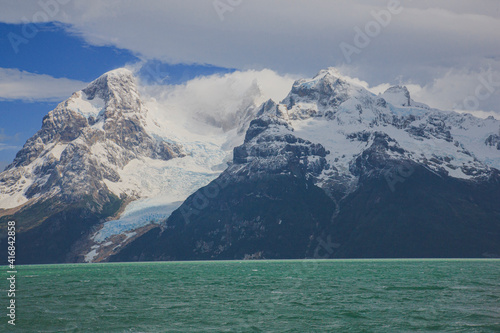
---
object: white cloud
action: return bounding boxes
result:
[2,1,499,77]
[139,69,296,132]
[333,62,500,118]
[332,71,391,95]
[0,68,88,101]
[1,1,499,115]
[403,66,500,117]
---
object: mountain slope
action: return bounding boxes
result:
[1,68,285,263]
[1,69,184,209]
[0,69,184,262]
[112,68,500,261]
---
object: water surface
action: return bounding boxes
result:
[4,259,500,332]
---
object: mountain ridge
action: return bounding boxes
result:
[0,68,264,263]
[111,67,500,261]
[1,67,500,263]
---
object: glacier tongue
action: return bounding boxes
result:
[85,70,271,246]
[92,201,182,244]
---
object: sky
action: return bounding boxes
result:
[0,0,499,169]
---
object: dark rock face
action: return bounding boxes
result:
[231,135,327,183]
[112,164,500,261]
[0,194,123,264]
[323,167,500,258]
[111,175,336,261]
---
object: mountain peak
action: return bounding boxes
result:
[103,67,134,77]
[281,68,366,115]
[313,67,344,80]
[81,67,140,111]
[84,67,135,91]
[297,67,350,89]
[0,65,184,211]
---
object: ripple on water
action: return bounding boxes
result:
[13,259,500,332]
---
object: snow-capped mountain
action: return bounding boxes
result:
[239,68,500,198]
[1,69,183,209]
[0,68,262,263]
[2,67,500,263]
[112,68,500,262]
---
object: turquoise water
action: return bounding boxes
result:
[3,259,500,332]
